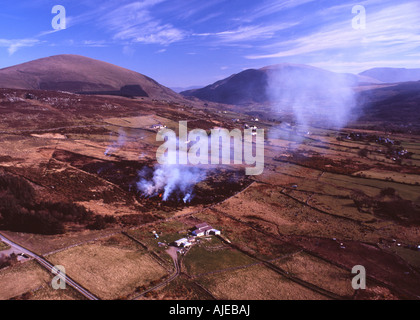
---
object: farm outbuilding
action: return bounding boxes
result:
[174,238,192,248]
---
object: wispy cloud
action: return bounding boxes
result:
[312,59,420,74]
[0,38,41,55]
[249,0,316,21]
[194,23,299,44]
[0,10,67,55]
[246,1,420,65]
[99,0,185,45]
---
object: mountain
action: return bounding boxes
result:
[170,85,202,93]
[359,68,420,83]
[181,63,380,105]
[358,80,420,127]
[181,68,269,104]
[0,54,181,100]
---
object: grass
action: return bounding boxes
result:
[0,241,11,251]
[28,284,86,300]
[0,260,51,300]
[47,236,169,300]
[104,115,179,131]
[140,275,214,300]
[194,208,300,260]
[273,252,354,297]
[196,264,326,300]
[385,246,420,269]
[321,172,420,203]
[0,228,121,256]
[183,239,256,276]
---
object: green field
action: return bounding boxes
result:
[183,237,256,276]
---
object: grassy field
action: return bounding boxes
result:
[0,261,51,300]
[48,234,169,300]
[183,238,256,276]
[0,228,121,256]
[28,284,86,300]
[211,183,377,243]
[140,275,215,300]
[273,252,354,297]
[381,245,420,270]
[194,208,300,260]
[196,264,326,300]
[104,115,178,130]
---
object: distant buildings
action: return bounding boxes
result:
[151,124,167,130]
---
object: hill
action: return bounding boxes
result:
[358,80,420,129]
[0,54,181,100]
[359,68,420,83]
[181,63,379,105]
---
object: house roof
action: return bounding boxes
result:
[195,222,210,230]
[200,226,213,233]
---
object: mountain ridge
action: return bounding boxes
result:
[0,54,181,100]
[181,63,381,105]
[359,67,420,83]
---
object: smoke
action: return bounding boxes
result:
[136,164,206,202]
[136,139,206,203]
[266,65,358,132]
[105,129,126,156]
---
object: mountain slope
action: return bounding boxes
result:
[181,63,380,105]
[359,80,420,126]
[359,68,420,83]
[182,68,269,104]
[0,54,180,100]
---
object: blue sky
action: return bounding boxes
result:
[0,0,419,87]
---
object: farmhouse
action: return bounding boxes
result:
[191,223,221,237]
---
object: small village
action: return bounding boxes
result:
[337,132,413,162]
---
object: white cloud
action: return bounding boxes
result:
[0,38,41,55]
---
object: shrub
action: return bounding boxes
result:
[379,187,396,197]
[0,173,93,234]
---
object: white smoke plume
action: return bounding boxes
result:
[105,129,126,156]
[136,139,206,202]
[136,164,206,202]
[266,65,358,133]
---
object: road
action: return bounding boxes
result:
[132,246,180,299]
[0,232,99,300]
